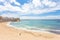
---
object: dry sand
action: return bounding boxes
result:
[0,22,60,40]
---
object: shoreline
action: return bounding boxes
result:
[7,22,60,34]
[0,22,60,40]
[7,22,49,33]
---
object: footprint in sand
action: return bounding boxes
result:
[19,33,21,36]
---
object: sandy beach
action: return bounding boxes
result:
[0,22,60,40]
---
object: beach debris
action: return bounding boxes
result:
[19,33,21,36]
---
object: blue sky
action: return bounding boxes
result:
[0,0,60,19]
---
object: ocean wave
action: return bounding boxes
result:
[8,23,60,32]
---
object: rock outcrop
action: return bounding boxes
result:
[0,16,20,22]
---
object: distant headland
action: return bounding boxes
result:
[0,16,20,22]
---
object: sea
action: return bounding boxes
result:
[10,19,60,32]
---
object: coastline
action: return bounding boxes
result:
[0,22,60,40]
[7,22,53,33]
[8,22,60,34]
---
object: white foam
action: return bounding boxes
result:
[6,22,60,33]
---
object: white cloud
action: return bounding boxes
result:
[42,0,57,7]
[1,13,60,19]
[1,13,19,18]
[9,0,20,5]
[0,0,20,6]
[0,0,60,15]
[0,3,22,11]
[20,15,60,19]
[0,0,5,2]
[32,0,42,7]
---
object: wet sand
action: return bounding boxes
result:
[0,22,60,40]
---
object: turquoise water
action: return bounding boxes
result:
[10,19,60,31]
